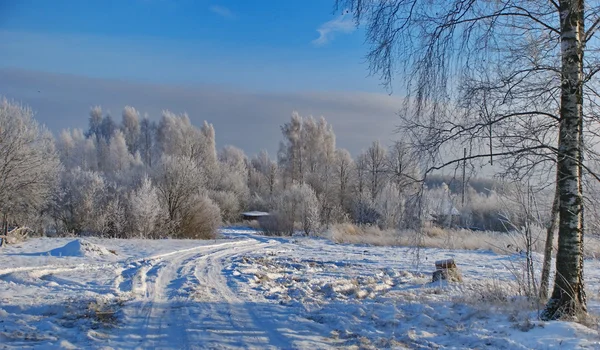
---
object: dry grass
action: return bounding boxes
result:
[326,223,600,258]
[243,220,262,230]
[453,279,530,309]
[327,223,399,246]
[85,298,124,328]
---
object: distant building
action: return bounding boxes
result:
[241,211,270,221]
[432,205,461,228]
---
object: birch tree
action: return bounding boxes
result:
[157,111,203,161]
[86,106,103,144]
[387,141,419,193]
[278,112,304,187]
[121,106,141,154]
[100,114,117,142]
[334,149,354,211]
[0,99,61,233]
[250,150,278,199]
[107,130,136,173]
[363,141,387,202]
[214,145,250,222]
[337,0,598,319]
[139,115,157,167]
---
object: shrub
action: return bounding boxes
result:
[210,190,240,224]
[258,213,294,236]
[264,183,320,236]
[352,199,380,226]
[127,176,162,238]
[178,195,221,239]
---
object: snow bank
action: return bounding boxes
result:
[1,233,599,349]
[229,237,600,349]
[47,239,116,258]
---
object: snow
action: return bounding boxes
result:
[241,211,270,217]
[46,239,117,258]
[0,228,598,349]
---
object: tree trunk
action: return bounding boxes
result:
[3,213,7,236]
[542,0,586,320]
[540,180,559,301]
[0,213,7,247]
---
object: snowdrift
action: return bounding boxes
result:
[47,239,116,258]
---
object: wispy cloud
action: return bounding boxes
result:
[209,5,235,20]
[312,12,356,47]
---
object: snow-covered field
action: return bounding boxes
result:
[0,228,599,349]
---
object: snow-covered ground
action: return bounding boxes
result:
[0,228,598,349]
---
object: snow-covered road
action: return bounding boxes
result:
[108,238,297,349]
[1,230,599,349]
[0,235,334,349]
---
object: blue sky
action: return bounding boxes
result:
[0,0,383,92]
[0,0,410,156]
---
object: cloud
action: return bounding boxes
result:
[209,5,235,19]
[312,12,356,47]
[0,68,404,156]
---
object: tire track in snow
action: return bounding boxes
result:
[0,239,253,295]
[0,239,251,278]
[188,241,295,349]
[140,240,271,348]
[114,240,252,297]
[109,238,298,350]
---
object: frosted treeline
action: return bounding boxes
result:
[4,99,517,239]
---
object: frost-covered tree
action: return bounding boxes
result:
[208,190,240,224]
[108,130,137,173]
[387,141,418,193]
[278,112,304,187]
[57,129,75,168]
[85,106,103,143]
[297,183,321,236]
[50,168,106,233]
[101,190,127,238]
[277,113,339,225]
[219,145,247,176]
[99,114,117,142]
[153,154,221,238]
[375,182,405,230]
[0,99,61,233]
[334,149,354,212]
[424,183,458,228]
[157,111,200,160]
[121,106,141,154]
[303,117,336,181]
[179,194,221,239]
[279,114,337,193]
[362,141,387,201]
[214,146,250,222]
[157,112,217,174]
[338,0,596,319]
[154,155,205,226]
[270,183,320,236]
[57,129,98,171]
[200,121,218,168]
[128,176,161,238]
[355,153,368,198]
[250,150,278,199]
[139,115,157,167]
[304,117,337,225]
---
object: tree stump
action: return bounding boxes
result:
[432,259,462,283]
